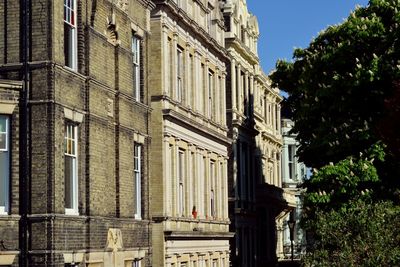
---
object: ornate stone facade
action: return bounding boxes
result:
[149,0,233,266]
[281,118,308,260]
[221,0,296,266]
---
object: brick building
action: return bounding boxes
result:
[0,0,153,266]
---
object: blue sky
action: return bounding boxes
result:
[246,0,369,74]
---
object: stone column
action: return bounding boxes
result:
[172,138,179,216]
[194,51,200,112]
[185,43,191,107]
[221,72,227,125]
[164,135,171,215]
[278,105,282,133]
[197,150,204,218]
[205,152,210,218]
[205,59,210,118]
[230,58,237,111]
[233,140,238,209]
[162,27,169,95]
[223,157,229,219]
[250,75,254,115]
[215,71,220,123]
[172,33,178,100]
[237,64,242,113]
[244,71,249,115]
[188,144,195,217]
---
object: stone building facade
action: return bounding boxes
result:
[281,118,308,260]
[0,0,153,266]
[221,0,296,266]
[148,0,233,266]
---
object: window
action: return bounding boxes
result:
[241,26,246,43]
[64,0,77,70]
[132,260,141,267]
[132,35,141,101]
[134,143,142,219]
[288,145,296,180]
[64,122,78,214]
[268,104,272,126]
[178,150,185,216]
[224,15,231,32]
[210,161,216,218]
[188,54,193,107]
[208,71,214,118]
[0,115,10,214]
[177,48,184,102]
[200,63,205,112]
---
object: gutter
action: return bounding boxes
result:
[19,0,30,265]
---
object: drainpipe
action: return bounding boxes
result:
[19,0,30,265]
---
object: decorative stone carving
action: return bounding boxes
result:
[106,228,123,251]
[117,0,129,11]
[106,13,120,45]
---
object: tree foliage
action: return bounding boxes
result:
[270,0,400,170]
[301,144,400,266]
[302,199,400,267]
[269,1,400,265]
[301,143,384,222]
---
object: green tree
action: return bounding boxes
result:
[301,144,400,266]
[302,199,400,267]
[270,1,400,264]
[270,0,400,174]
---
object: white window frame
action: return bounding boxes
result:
[132,260,141,267]
[64,122,79,215]
[288,145,296,180]
[178,150,185,216]
[134,143,142,219]
[64,0,77,70]
[0,115,10,215]
[132,35,141,101]
[177,48,184,102]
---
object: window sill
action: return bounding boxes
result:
[65,209,79,216]
[64,65,78,73]
[0,207,9,216]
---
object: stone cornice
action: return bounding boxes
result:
[152,0,229,63]
[164,230,235,240]
[226,37,259,65]
[162,108,232,146]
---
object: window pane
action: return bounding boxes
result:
[0,133,6,150]
[0,152,9,207]
[134,144,141,218]
[0,117,6,133]
[65,156,74,209]
[64,24,73,67]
